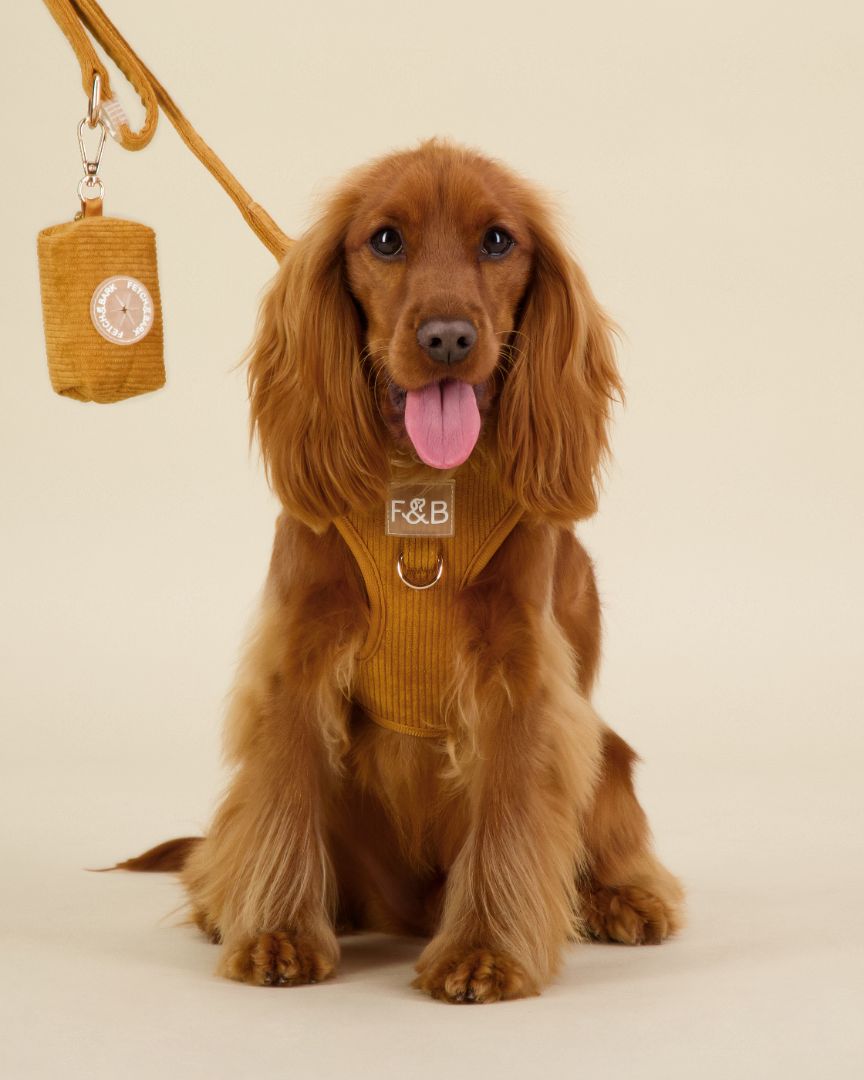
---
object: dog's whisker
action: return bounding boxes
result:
[363,352,400,425]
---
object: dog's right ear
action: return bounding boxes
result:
[496,204,622,523]
[248,200,388,530]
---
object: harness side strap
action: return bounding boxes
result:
[41,0,293,261]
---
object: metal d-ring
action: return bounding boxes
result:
[396,550,444,590]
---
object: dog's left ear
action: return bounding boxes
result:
[247,200,388,530]
[496,224,622,522]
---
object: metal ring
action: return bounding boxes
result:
[87,73,102,128]
[77,175,105,201]
[396,551,443,590]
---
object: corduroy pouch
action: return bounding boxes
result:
[37,215,165,403]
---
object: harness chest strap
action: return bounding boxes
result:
[334,468,522,738]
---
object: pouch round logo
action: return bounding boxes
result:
[89,275,154,346]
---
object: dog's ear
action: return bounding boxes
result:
[248,201,387,530]
[496,220,622,522]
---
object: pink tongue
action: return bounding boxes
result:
[404,380,481,470]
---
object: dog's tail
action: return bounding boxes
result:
[92,836,203,874]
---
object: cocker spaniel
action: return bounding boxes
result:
[125,139,683,1002]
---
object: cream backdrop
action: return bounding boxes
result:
[2,1,862,1077]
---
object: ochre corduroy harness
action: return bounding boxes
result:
[335,463,521,738]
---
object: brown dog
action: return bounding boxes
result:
[128,139,682,1002]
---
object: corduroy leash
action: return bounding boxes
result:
[38,0,292,403]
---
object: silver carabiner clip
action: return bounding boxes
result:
[77,109,106,204]
[78,118,106,177]
[75,75,107,206]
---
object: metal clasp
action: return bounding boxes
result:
[77,120,106,203]
[78,117,105,178]
[396,550,444,590]
[76,74,106,203]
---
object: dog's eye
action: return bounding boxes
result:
[481,227,514,257]
[370,228,404,257]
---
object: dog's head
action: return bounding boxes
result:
[249,140,621,529]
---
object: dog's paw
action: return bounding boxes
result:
[584,884,680,945]
[219,930,336,987]
[413,947,537,1004]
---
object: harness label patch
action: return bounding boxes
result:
[385,481,455,537]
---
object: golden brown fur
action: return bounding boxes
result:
[139,140,683,1001]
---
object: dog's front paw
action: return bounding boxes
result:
[584,884,681,945]
[219,929,337,987]
[413,946,537,1004]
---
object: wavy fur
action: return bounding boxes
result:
[154,141,683,1001]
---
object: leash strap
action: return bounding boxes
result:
[42,0,293,260]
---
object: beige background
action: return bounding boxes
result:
[2,1,863,1076]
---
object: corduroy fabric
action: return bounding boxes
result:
[37,216,165,402]
[335,463,522,738]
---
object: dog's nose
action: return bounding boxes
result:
[417,319,477,365]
